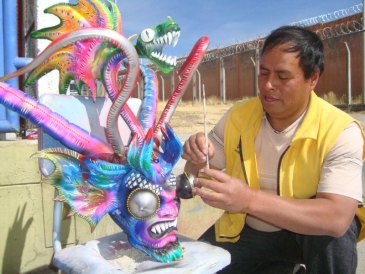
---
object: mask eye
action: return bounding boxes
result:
[140,28,155,43]
[127,188,160,220]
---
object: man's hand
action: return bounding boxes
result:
[182,132,215,165]
[192,168,256,213]
[193,170,359,237]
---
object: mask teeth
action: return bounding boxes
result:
[125,172,162,195]
[168,173,177,187]
[150,219,178,234]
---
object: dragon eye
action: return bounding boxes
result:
[140,28,155,42]
[127,188,160,220]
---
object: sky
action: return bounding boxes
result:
[116,0,362,58]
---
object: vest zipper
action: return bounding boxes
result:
[277,146,290,196]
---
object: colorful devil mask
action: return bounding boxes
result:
[0,0,209,262]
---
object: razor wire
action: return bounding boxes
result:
[169,17,364,70]
[290,3,362,27]
[169,35,266,69]
[147,3,364,72]
[315,17,363,40]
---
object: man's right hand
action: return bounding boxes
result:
[182,132,215,165]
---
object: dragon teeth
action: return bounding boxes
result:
[167,32,173,45]
[151,53,177,66]
[154,31,180,47]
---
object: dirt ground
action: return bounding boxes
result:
[157,100,235,133]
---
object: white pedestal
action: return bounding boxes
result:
[53,232,230,274]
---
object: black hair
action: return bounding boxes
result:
[261,25,324,79]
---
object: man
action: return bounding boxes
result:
[182,25,365,273]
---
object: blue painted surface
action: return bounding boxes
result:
[0,0,20,132]
[0,0,4,77]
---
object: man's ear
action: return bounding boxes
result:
[309,70,320,90]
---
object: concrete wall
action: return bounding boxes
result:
[0,140,124,272]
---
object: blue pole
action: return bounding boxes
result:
[0,0,20,132]
[0,0,4,77]
[3,0,18,88]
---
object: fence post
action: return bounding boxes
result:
[220,57,226,103]
[250,48,259,97]
[196,69,201,102]
[159,75,165,102]
[344,42,352,111]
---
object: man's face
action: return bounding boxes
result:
[258,44,319,129]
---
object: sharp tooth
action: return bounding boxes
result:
[162,54,167,62]
[172,31,179,47]
[160,223,166,231]
[159,37,164,44]
[151,227,157,234]
[173,57,177,66]
[166,56,172,64]
[163,34,168,45]
[156,225,162,234]
[167,32,172,45]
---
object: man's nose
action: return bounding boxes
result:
[261,76,275,91]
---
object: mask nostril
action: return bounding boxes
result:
[175,172,195,199]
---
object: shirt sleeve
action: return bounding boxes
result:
[208,109,230,170]
[318,122,364,202]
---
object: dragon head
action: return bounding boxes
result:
[135,16,181,74]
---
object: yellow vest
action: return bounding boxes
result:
[216,92,365,242]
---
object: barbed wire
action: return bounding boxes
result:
[315,17,363,40]
[290,3,363,27]
[148,3,364,72]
